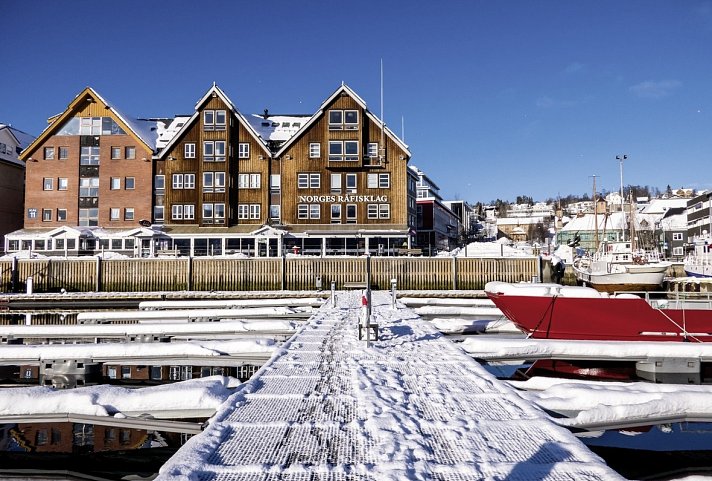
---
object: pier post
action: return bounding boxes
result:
[391,278,397,309]
[11,257,18,293]
[95,256,102,292]
[452,256,458,290]
[331,281,336,307]
[187,256,193,291]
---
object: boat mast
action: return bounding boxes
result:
[616,154,627,241]
[629,190,636,251]
[591,174,599,252]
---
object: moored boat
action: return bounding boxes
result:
[684,253,712,278]
[484,281,712,342]
[572,240,670,292]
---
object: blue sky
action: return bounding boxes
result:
[2,0,712,204]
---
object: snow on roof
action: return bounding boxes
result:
[559,212,627,232]
[640,197,688,215]
[91,89,161,151]
[153,116,191,150]
[0,124,35,148]
[496,216,545,226]
[247,114,311,142]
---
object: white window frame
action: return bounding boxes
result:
[331,173,342,193]
[346,173,357,193]
[344,110,359,129]
[249,204,260,220]
[203,172,214,192]
[214,172,226,192]
[184,204,195,220]
[203,141,215,161]
[172,205,183,220]
[328,141,343,161]
[672,232,683,241]
[154,205,164,221]
[111,146,121,160]
[215,141,226,162]
[42,209,52,222]
[344,141,359,161]
[110,177,120,190]
[309,204,320,219]
[331,204,341,223]
[238,205,249,219]
[215,110,227,131]
[309,143,321,158]
[297,204,309,219]
[58,178,68,191]
[124,207,135,221]
[43,178,53,190]
[238,143,250,159]
[378,203,390,219]
[203,110,215,131]
[184,143,196,158]
[172,174,184,189]
[367,204,379,219]
[184,173,196,189]
[346,204,357,223]
[367,142,378,158]
[328,110,343,130]
[309,173,320,189]
[125,146,136,160]
[672,246,684,256]
[44,147,54,160]
[155,175,165,190]
[125,177,135,190]
[57,209,67,222]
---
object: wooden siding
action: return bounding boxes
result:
[0,257,540,293]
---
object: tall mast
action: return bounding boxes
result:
[591,174,599,252]
[616,154,627,241]
[380,59,385,163]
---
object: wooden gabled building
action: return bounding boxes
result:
[6,83,416,257]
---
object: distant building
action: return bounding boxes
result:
[410,165,459,253]
[658,207,687,260]
[0,124,34,249]
[687,190,712,249]
[443,200,476,243]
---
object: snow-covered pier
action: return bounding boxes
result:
[157,291,623,480]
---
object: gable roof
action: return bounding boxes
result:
[157,84,271,160]
[19,87,158,161]
[274,83,410,158]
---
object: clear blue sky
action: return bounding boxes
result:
[3,0,712,204]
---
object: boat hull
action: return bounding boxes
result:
[486,288,712,342]
[572,264,667,293]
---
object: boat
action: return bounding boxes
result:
[684,253,712,278]
[572,240,670,292]
[484,281,712,342]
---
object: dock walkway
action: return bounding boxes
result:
[158,291,623,481]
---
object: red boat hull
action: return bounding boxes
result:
[486,291,712,342]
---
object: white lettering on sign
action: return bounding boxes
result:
[298,195,388,203]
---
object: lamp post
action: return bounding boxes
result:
[616,154,627,240]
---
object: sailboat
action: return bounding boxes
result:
[572,190,670,292]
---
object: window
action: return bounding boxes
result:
[27,208,37,219]
[154,205,164,221]
[309,143,321,158]
[172,205,183,220]
[344,141,358,160]
[238,173,260,189]
[202,203,213,221]
[155,175,165,190]
[346,174,357,193]
[298,204,308,219]
[344,110,358,129]
[59,147,69,160]
[44,147,54,160]
[310,204,320,219]
[42,209,52,221]
[111,177,121,190]
[78,208,99,226]
[43,178,53,190]
[331,174,342,193]
[80,146,100,165]
[328,110,343,129]
[125,177,135,190]
[346,204,357,223]
[238,204,249,219]
[367,143,379,158]
[184,143,196,158]
[80,177,99,197]
[270,205,280,219]
[203,172,214,192]
[203,110,215,130]
[673,232,683,241]
[368,204,379,219]
[238,143,250,159]
[270,174,280,191]
[57,209,67,221]
[367,173,390,188]
[379,203,390,219]
[111,147,121,159]
[125,146,136,159]
[124,208,134,220]
[328,141,343,161]
[215,110,226,130]
[184,173,195,189]
[249,204,260,219]
[673,246,684,256]
[203,141,215,161]
[184,204,195,220]
[202,203,226,223]
[297,173,320,189]
[110,208,120,221]
[79,117,101,135]
[172,174,183,189]
[214,141,226,161]
[331,204,341,223]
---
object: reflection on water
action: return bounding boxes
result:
[0,422,186,480]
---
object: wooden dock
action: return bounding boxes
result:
[157,291,623,480]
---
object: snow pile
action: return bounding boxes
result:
[0,251,48,260]
[446,241,531,257]
[512,377,712,428]
[0,376,240,417]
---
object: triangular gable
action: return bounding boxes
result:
[275,83,411,158]
[20,87,155,161]
[47,226,83,237]
[250,225,287,236]
[157,84,271,160]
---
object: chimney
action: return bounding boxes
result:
[263,109,269,119]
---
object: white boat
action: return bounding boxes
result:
[684,253,712,278]
[572,240,670,292]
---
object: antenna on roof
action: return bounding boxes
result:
[401,115,405,143]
